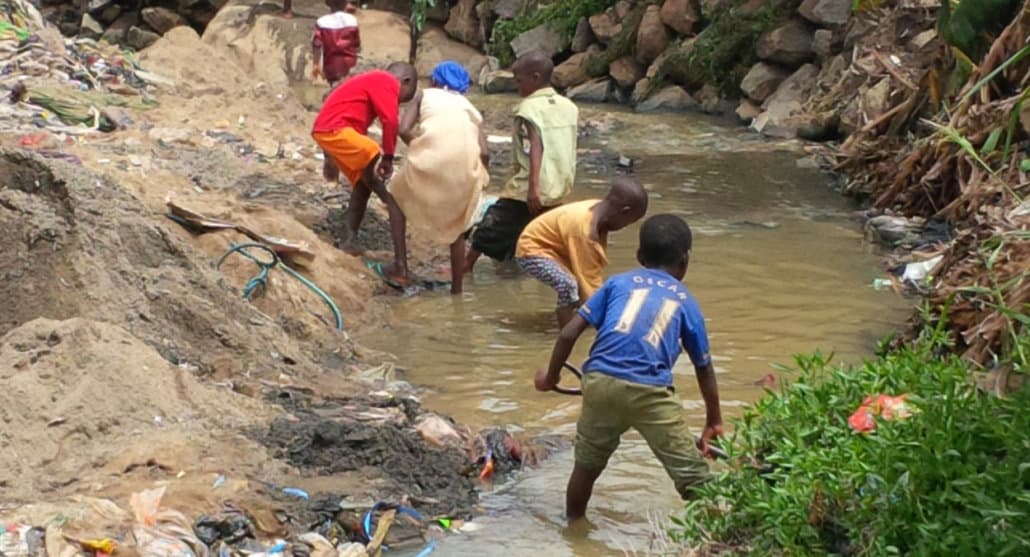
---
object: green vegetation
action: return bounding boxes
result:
[489,0,618,66]
[410,0,437,64]
[672,312,1030,555]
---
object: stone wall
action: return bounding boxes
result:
[40,0,227,50]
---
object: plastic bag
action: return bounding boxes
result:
[129,487,209,557]
[848,394,912,433]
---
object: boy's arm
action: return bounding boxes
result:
[311,29,323,80]
[535,314,590,391]
[398,90,422,145]
[694,362,724,454]
[370,82,400,176]
[567,235,607,301]
[524,118,544,214]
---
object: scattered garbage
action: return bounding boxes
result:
[848,394,914,433]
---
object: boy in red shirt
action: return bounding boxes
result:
[312,63,418,285]
[312,0,361,184]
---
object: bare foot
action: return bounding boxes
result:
[280,10,294,18]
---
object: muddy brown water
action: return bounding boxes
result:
[366,100,910,556]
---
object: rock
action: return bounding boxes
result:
[416,26,488,77]
[478,56,501,85]
[95,3,122,25]
[445,0,482,49]
[660,0,701,35]
[126,26,161,50]
[571,17,595,52]
[141,7,186,34]
[696,83,722,113]
[635,5,670,65]
[843,17,876,50]
[631,77,652,103]
[812,29,842,58]
[798,0,851,27]
[589,12,618,43]
[861,78,892,120]
[609,56,645,88]
[736,99,762,122]
[79,13,104,39]
[482,70,517,94]
[148,127,193,144]
[510,23,569,59]
[101,12,136,44]
[740,62,790,102]
[752,63,819,138]
[492,0,527,19]
[101,106,133,130]
[636,85,697,112]
[567,78,612,103]
[552,48,595,89]
[757,19,815,67]
[614,0,633,20]
[865,215,925,246]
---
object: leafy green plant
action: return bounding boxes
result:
[673,316,1030,555]
[488,0,618,67]
[409,0,437,64]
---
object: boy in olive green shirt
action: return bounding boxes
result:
[464,51,579,271]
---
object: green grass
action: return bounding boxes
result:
[673,315,1030,555]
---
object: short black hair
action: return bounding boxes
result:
[638,214,692,267]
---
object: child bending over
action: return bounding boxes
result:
[515,177,647,328]
[535,214,724,520]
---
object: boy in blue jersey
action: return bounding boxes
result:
[535,214,723,520]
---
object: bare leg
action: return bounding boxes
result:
[556,304,577,329]
[361,163,409,283]
[463,247,482,274]
[450,238,465,295]
[566,463,603,520]
[281,0,293,17]
[340,181,372,253]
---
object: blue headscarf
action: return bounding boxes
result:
[431,61,470,94]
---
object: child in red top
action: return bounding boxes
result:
[311,0,360,87]
[313,0,361,184]
[312,63,418,286]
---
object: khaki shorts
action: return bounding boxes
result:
[576,372,711,499]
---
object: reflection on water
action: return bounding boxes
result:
[366,103,909,556]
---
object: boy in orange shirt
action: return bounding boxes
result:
[515,177,648,328]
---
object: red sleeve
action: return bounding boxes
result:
[370,74,400,156]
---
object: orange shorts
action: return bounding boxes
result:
[312,128,380,187]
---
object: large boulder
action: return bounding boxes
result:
[636,85,697,112]
[635,5,670,65]
[552,47,598,89]
[510,23,569,59]
[567,78,613,103]
[740,62,790,102]
[482,70,517,93]
[417,26,489,77]
[812,29,843,58]
[141,7,187,34]
[445,0,482,48]
[589,12,618,43]
[757,19,815,68]
[736,99,762,123]
[798,0,852,27]
[126,26,161,50]
[609,56,644,88]
[659,0,701,36]
[752,63,819,138]
[79,13,104,40]
[571,17,595,52]
[631,77,652,103]
[100,11,136,44]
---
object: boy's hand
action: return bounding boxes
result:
[534,368,558,392]
[527,190,543,215]
[377,158,394,180]
[698,422,724,458]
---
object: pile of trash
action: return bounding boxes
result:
[0,485,464,557]
[2,0,163,136]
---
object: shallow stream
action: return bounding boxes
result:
[367,101,909,556]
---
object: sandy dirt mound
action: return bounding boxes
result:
[0,150,348,384]
[0,317,275,503]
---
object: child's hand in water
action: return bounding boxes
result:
[534,368,558,392]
